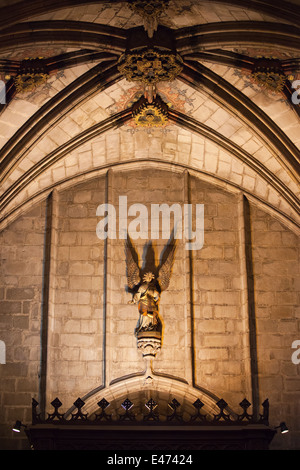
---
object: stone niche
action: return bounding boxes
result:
[0,166,299,450]
[42,168,254,406]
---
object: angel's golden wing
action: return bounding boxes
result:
[158,242,176,291]
[125,240,141,289]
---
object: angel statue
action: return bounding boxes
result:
[125,238,176,337]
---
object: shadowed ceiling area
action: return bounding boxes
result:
[0,0,299,232]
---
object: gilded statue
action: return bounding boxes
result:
[125,238,176,337]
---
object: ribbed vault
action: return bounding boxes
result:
[0,0,300,28]
[0,0,299,233]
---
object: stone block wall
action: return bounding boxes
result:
[47,178,106,406]
[100,169,190,383]
[250,205,300,449]
[190,176,249,405]
[0,202,46,449]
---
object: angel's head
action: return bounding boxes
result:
[143,272,155,283]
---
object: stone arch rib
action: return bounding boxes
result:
[0,21,126,54]
[0,62,121,180]
[0,0,299,31]
[180,61,300,179]
[175,21,300,53]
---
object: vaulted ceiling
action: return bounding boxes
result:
[0,0,299,231]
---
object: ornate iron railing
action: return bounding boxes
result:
[31,396,270,426]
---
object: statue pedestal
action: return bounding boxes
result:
[136,331,161,383]
[136,330,162,359]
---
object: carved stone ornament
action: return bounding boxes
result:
[132,94,169,127]
[14,58,49,93]
[128,0,170,38]
[251,57,286,93]
[118,47,183,86]
[136,331,162,384]
[136,330,162,359]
